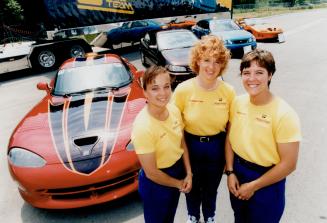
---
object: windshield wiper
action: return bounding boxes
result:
[93,86,120,92]
[59,86,122,97]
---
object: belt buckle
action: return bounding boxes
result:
[200,136,209,142]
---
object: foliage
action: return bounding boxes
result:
[0,0,24,25]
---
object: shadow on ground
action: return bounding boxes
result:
[20,191,143,223]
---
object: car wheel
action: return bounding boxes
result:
[140,51,149,67]
[31,49,57,72]
[69,45,86,58]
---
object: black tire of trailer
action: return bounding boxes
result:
[30,47,60,72]
[65,40,92,58]
[69,44,86,58]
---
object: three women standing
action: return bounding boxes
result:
[173,35,235,223]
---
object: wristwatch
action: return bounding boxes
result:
[225,170,235,176]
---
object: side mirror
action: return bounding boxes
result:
[37,82,51,94]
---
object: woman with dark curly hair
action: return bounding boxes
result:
[172,35,235,223]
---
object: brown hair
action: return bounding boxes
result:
[189,35,230,76]
[240,49,276,86]
[142,66,170,90]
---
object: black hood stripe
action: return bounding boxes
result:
[49,89,130,175]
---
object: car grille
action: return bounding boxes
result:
[39,171,138,200]
[232,39,249,44]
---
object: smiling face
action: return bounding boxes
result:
[241,60,272,101]
[143,71,172,109]
[197,55,222,83]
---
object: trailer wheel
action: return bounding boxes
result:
[31,49,57,72]
[70,45,86,58]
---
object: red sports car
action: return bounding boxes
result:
[7,53,146,209]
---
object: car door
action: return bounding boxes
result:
[119,22,132,43]
[140,33,158,66]
[128,21,148,43]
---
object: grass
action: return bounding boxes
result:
[233,3,327,18]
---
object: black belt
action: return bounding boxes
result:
[234,153,274,173]
[185,131,226,143]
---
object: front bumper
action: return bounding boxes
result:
[9,151,140,209]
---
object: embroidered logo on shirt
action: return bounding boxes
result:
[172,120,181,130]
[255,114,271,125]
[214,97,227,106]
[237,111,246,115]
[190,99,204,103]
[160,133,167,139]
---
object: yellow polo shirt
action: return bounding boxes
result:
[229,94,301,167]
[131,103,184,168]
[172,78,235,136]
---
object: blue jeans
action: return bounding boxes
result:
[138,158,185,223]
[184,132,226,221]
[230,155,286,223]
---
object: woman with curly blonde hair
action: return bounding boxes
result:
[172,35,236,223]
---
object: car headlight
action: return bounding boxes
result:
[167,65,187,72]
[126,140,134,151]
[223,39,232,45]
[248,37,256,42]
[8,147,46,168]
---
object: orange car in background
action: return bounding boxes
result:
[164,18,196,29]
[236,17,284,41]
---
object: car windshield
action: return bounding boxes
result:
[157,31,198,50]
[53,62,132,95]
[244,18,267,26]
[210,20,241,32]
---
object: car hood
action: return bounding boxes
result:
[161,47,192,66]
[211,30,253,40]
[251,25,283,32]
[9,84,146,174]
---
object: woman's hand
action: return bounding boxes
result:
[227,174,240,197]
[237,181,257,200]
[180,173,192,193]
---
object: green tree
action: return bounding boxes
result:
[0,0,24,25]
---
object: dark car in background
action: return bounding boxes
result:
[140,29,198,88]
[192,19,257,57]
[104,20,163,48]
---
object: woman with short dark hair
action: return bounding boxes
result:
[225,49,301,223]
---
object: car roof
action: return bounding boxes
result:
[147,28,192,36]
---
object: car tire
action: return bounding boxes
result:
[69,44,86,58]
[140,51,149,67]
[31,48,57,72]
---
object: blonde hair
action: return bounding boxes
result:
[190,35,230,76]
